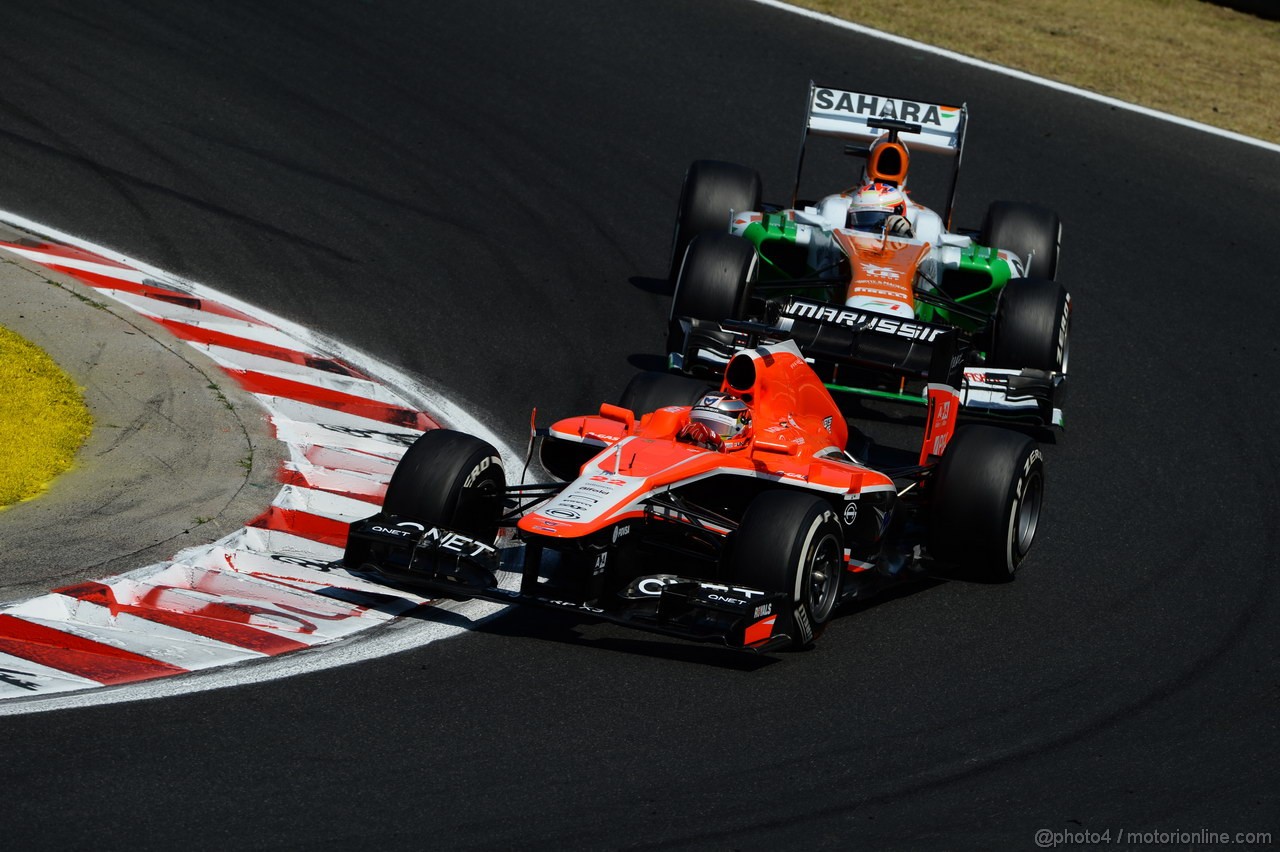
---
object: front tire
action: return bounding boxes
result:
[383,429,505,542]
[991,277,1071,373]
[980,201,1061,281]
[732,490,844,649]
[667,231,758,355]
[669,160,762,280]
[929,426,1044,582]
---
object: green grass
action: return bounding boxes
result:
[792,0,1280,143]
[0,326,93,508]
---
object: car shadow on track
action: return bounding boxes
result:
[628,275,674,297]
[394,569,984,669]
[409,604,780,671]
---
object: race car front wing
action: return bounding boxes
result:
[344,515,795,652]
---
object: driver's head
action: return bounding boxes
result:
[688,391,752,451]
[849,182,908,233]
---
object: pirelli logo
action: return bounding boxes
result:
[784,300,945,342]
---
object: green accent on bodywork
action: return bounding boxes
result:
[742,212,829,297]
[924,243,1015,330]
[741,212,797,271]
[953,243,1012,304]
[741,212,796,244]
[824,383,926,406]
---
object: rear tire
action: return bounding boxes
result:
[667,231,758,355]
[991,277,1071,373]
[669,160,762,280]
[980,201,1061,280]
[929,426,1044,582]
[383,429,505,542]
[732,490,843,649]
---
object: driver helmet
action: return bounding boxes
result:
[688,391,752,451]
[849,182,909,233]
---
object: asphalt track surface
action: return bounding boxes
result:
[1,1,1276,849]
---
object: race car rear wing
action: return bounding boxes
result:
[795,82,969,228]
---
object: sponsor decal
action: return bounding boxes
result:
[786,300,943,342]
[612,523,631,543]
[794,604,813,644]
[811,88,955,128]
[370,525,413,537]
[636,576,674,596]
[420,527,495,558]
[862,263,901,280]
[1020,450,1044,494]
[965,370,1007,386]
[698,581,766,599]
[842,502,859,525]
[540,472,638,522]
[463,455,499,488]
[854,286,911,300]
[1056,295,1071,369]
[633,576,767,600]
[753,602,774,619]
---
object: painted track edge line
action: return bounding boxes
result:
[0,599,511,716]
[746,0,1280,156]
[0,212,524,714]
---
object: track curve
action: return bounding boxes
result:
[0,1,1275,849]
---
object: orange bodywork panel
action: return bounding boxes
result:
[520,344,892,540]
[834,229,932,315]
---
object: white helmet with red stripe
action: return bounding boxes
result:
[849,182,912,236]
[686,391,752,452]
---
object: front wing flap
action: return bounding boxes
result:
[343,515,795,652]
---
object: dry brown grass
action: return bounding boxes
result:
[792,0,1280,143]
[0,327,93,507]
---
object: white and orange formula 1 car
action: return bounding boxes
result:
[667,82,1070,428]
[344,341,1045,652]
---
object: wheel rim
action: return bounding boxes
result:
[805,532,842,621]
[1012,472,1043,559]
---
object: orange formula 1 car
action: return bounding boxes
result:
[344,341,1045,652]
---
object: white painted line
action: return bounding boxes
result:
[747,0,1280,155]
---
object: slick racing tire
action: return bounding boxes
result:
[732,490,844,649]
[618,371,716,417]
[383,429,505,542]
[667,231,759,356]
[928,426,1044,582]
[980,201,1062,281]
[669,159,762,281]
[991,277,1071,373]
